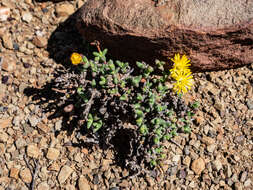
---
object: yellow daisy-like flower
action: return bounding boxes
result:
[172,70,194,94]
[70,53,83,65]
[170,53,191,73]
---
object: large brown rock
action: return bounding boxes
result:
[76,0,253,71]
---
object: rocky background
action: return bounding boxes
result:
[0,0,252,190]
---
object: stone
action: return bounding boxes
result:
[0,118,12,129]
[0,132,8,143]
[55,4,75,17]
[15,138,27,149]
[22,12,33,23]
[29,116,39,127]
[78,176,91,190]
[32,36,47,48]
[1,55,16,72]
[207,144,216,153]
[234,182,242,190]
[46,148,60,160]
[27,144,40,158]
[0,6,10,22]
[48,162,60,171]
[58,165,73,184]
[244,178,251,187]
[9,168,19,179]
[19,168,32,183]
[183,156,191,167]
[201,136,215,145]
[76,0,253,71]
[172,155,181,163]
[213,160,223,171]
[37,182,49,190]
[191,157,205,175]
[1,34,13,49]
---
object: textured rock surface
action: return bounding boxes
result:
[76,0,253,71]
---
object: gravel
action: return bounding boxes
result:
[0,0,252,189]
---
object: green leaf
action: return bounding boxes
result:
[99,76,106,86]
[87,114,93,129]
[93,52,100,57]
[93,120,103,132]
[140,124,148,135]
[91,79,96,87]
[136,117,143,126]
[183,124,191,133]
[108,62,115,71]
[153,136,160,144]
[150,159,157,167]
[137,93,143,101]
[136,61,146,69]
[102,49,108,56]
[192,101,200,109]
[116,60,124,68]
[135,109,144,118]
[134,103,141,109]
[119,94,127,101]
[77,86,83,95]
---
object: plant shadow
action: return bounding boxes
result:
[23,11,146,175]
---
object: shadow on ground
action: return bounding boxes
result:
[23,11,141,173]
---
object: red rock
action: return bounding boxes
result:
[76,0,253,71]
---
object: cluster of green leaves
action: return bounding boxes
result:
[75,49,198,167]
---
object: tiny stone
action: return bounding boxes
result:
[19,168,32,183]
[78,176,91,190]
[183,156,191,167]
[246,100,253,110]
[15,138,26,149]
[0,6,11,21]
[37,181,49,190]
[191,157,205,175]
[27,144,40,158]
[29,116,39,127]
[58,165,73,184]
[207,144,216,153]
[172,155,181,163]
[55,4,75,17]
[2,75,8,84]
[22,12,33,23]
[244,178,251,187]
[201,136,215,145]
[32,36,47,48]
[240,171,247,182]
[46,148,60,160]
[234,182,242,190]
[1,34,13,49]
[13,43,19,50]
[10,167,19,179]
[213,160,223,171]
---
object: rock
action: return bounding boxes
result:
[191,157,205,175]
[37,182,49,190]
[246,100,253,110]
[183,156,191,167]
[15,138,27,149]
[0,118,12,129]
[46,148,60,160]
[240,171,247,182]
[78,176,91,190]
[213,160,223,171]
[1,55,16,72]
[19,168,32,183]
[0,132,8,143]
[22,12,33,23]
[1,34,13,49]
[32,36,47,48]
[76,0,253,71]
[27,144,40,158]
[201,136,215,145]
[29,116,39,127]
[48,162,60,171]
[207,144,216,153]
[234,182,243,190]
[9,168,19,179]
[0,6,10,22]
[244,178,251,187]
[58,165,73,184]
[55,3,75,17]
[172,155,181,163]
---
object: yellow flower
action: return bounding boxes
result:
[70,53,83,65]
[172,70,193,94]
[170,53,191,74]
